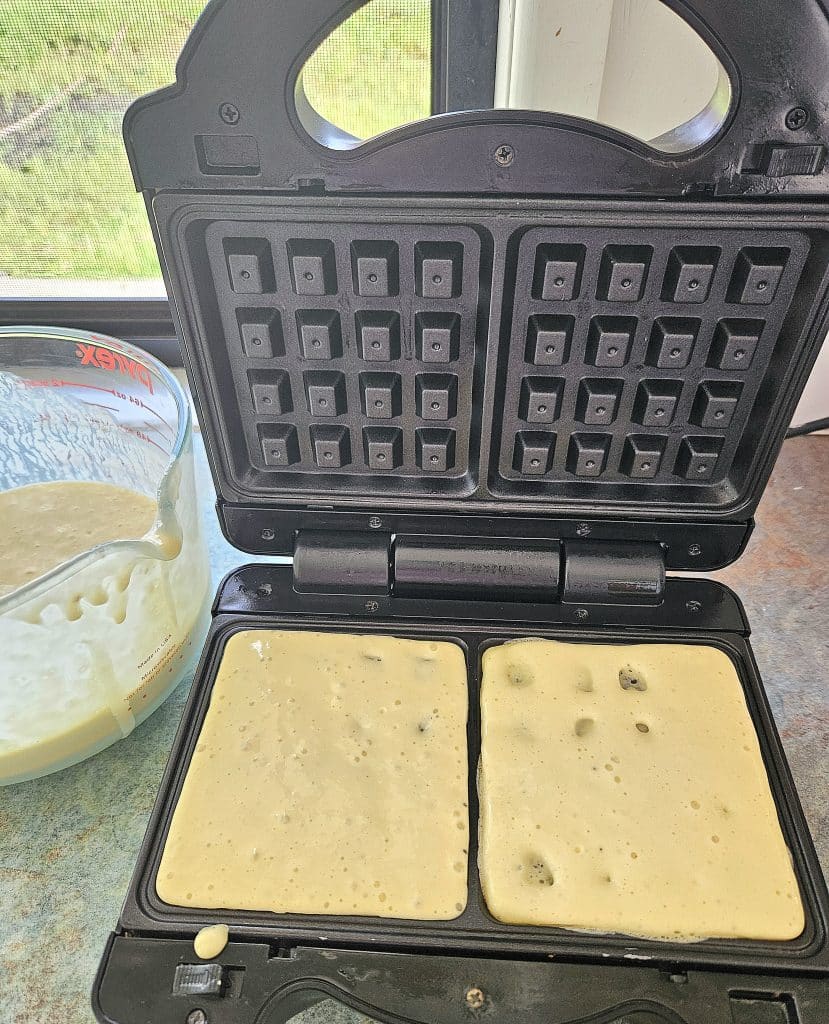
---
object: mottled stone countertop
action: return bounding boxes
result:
[1,436,827,1023]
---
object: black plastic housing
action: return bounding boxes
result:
[153,195,829,555]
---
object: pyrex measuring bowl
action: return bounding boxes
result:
[0,327,210,785]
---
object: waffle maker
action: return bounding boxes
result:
[94,1,829,1020]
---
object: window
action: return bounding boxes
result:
[301,0,432,143]
[0,2,207,297]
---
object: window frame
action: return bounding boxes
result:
[0,298,181,365]
[432,0,500,114]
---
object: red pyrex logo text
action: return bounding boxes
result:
[75,343,154,394]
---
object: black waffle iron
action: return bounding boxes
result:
[94,1,829,1020]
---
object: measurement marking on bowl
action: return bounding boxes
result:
[20,383,174,454]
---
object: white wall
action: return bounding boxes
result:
[597,0,719,143]
[495,0,615,119]
[495,0,720,143]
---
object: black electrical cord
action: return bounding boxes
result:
[785,416,829,439]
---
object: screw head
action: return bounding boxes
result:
[368,516,383,529]
[465,987,485,1009]
[364,599,379,612]
[261,527,275,541]
[785,106,809,130]
[494,143,514,166]
[219,102,240,125]
[688,543,702,557]
[576,522,591,537]
[187,1011,208,1024]
[686,599,702,614]
[575,607,589,621]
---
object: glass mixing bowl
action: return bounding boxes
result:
[0,326,211,785]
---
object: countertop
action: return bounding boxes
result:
[1,435,827,1024]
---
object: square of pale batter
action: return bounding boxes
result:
[478,640,804,940]
[157,630,469,919]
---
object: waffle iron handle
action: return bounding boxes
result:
[255,953,699,1024]
[124,0,829,196]
[92,936,829,1023]
[252,947,829,1024]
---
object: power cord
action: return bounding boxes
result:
[785,416,829,439]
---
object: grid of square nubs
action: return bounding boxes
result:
[207,223,481,494]
[497,228,806,490]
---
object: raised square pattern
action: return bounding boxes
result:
[363,426,403,470]
[691,381,743,429]
[576,379,623,425]
[532,244,585,301]
[709,319,763,370]
[351,241,399,297]
[207,220,481,491]
[598,245,652,301]
[360,372,402,420]
[416,241,463,298]
[288,239,336,296]
[417,312,461,363]
[297,310,342,360]
[662,246,719,303]
[621,435,666,479]
[519,377,563,424]
[259,423,299,467]
[417,428,456,472]
[675,436,724,481]
[304,370,346,417]
[633,380,682,427]
[526,315,573,365]
[647,318,700,369]
[728,247,789,305]
[567,433,611,477]
[237,309,283,358]
[587,317,635,367]
[249,369,292,416]
[311,425,350,468]
[356,310,401,362]
[224,238,275,293]
[513,431,556,475]
[417,373,458,421]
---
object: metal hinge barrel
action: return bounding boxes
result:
[292,531,391,595]
[393,536,559,601]
[562,540,665,606]
[293,531,665,606]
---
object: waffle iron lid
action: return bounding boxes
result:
[123,0,829,565]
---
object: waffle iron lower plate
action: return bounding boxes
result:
[94,567,829,1024]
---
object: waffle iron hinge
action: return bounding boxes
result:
[292,531,665,606]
